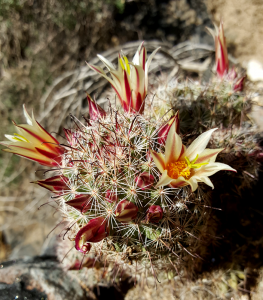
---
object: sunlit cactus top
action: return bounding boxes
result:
[1,37,243,281]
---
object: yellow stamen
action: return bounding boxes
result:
[185,155,208,169]
[13,133,29,142]
[120,56,130,75]
[167,161,190,179]
[120,58,125,70]
[123,56,130,75]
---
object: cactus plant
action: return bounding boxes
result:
[1,23,261,289]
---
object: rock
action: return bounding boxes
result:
[247,60,263,81]
[0,256,97,300]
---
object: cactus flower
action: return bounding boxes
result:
[87,42,160,114]
[151,122,236,191]
[208,21,229,78]
[1,105,64,167]
[157,112,179,145]
[33,175,69,193]
[146,205,163,224]
[135,172,155,190]
[86,94,106,121]
[66,195,92,213]
[115,199,138,222]
[75,217,109,253]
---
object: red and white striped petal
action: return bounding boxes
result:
[193,162,236,178]
[184,128,217,161]
[155,170,173,188]
[34,175,69,193]
[145,47,160,88]
[195,148,224,164]
[195,175,214,189]
[1,106,64,167]
[157,112,179,145]
[169,176,188,189]
[132,42,145,66]
[164,122,183,164]
[150,150,165,173]
[97,54,116,71]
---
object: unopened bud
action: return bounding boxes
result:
[146,205,163,223]
[135,172,155,190]
[75,217,109,253]
[105,189,118,203]
[33,175,69,193]
[87,94,106,121]
[233,76,245,92]
[227,67,237,81]
[207,21,229,78]
[66,194,91,213]
[115,200,138,222]
[158,112,179,145]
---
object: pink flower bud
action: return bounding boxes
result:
[146,205,163,224]
[66,194,91,213]
[64,129,81,146]
[208,21,229,78]
[115,200,138,222]
[105,190,118,203]
[135,172,155,190]
[87,94,106,121]
[227,67,237,81]
[33,175,69,193]
[233,76,245,92]
[158,112,179,145]
[75,217,109,253]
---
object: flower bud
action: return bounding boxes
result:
[158,112,179,145]
[115,200,138,222]
[233,76,245,92]
[33,175,69,193]
[146,205,163,224]
[87,94,106,121]
[207,21,229,78]
[75,217,109,253]
[66,194,91,213]
[227,67,237,81]
[105,189,118,203]
[135,172,155,190]
[64,129,81,147]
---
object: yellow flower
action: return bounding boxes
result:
[1,105,64,167]
[151,122,236,191]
